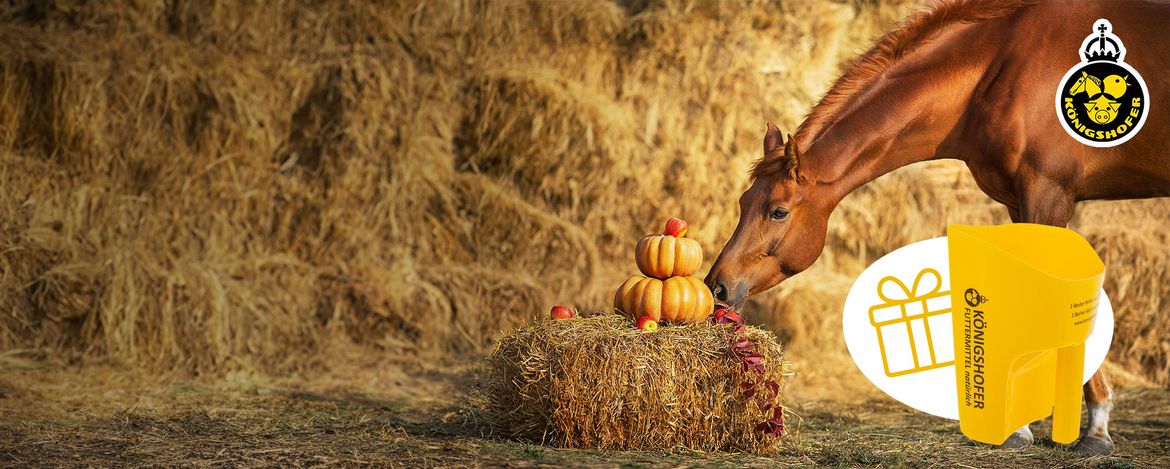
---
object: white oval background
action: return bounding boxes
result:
[842,236,1114,420]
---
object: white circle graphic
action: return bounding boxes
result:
[842,237,1114,420]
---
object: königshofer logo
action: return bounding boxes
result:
[1056,19,1149,147]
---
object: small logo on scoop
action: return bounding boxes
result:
[964,288,988,307]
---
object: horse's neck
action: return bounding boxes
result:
[800,39,985,204]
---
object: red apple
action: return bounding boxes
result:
[550,305,574,319]
[663,217,688,237]
[636,316,659,331]
[713,308,727,323]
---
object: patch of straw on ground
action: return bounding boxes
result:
[1,361,1166,468]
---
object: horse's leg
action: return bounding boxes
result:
[1015,176,1075,225]
[1014,175,1115,455]
[1076,371,1115,455]
[1007,206,1023,223]
[998,199,1036,448]
[991,178,1073,449]
[999,424,1035,449]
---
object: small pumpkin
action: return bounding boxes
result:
[635,218,702,279]
[614,275,714,324]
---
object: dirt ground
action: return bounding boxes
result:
[2,354,1166,468]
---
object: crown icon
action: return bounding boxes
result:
[1082,19,1124,62]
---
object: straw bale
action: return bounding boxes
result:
[481,314,788,452]
[459,68,634,215]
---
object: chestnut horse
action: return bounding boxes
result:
[705,0,1169,455]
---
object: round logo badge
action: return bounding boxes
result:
[1056,19,1149,147]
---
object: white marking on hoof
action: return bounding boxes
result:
[1088,398,1113,439]
[1077,388,1114,455]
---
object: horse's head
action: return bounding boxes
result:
[705,123,830,307]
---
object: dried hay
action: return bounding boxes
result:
[0,0,1165,393]
[1074,200,1170,386]
[0,0,913,375]
[481,314,788,453]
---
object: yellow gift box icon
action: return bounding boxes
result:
[869,268,955,377]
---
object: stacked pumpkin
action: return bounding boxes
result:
[614,218,715,327]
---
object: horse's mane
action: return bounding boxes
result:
[751,0,1038,180]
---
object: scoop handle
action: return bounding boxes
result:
[1051,343,1085,444]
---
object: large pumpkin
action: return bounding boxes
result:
[614,275,714,324]
[635,234,702,279]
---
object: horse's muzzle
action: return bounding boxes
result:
[707,276,748,310]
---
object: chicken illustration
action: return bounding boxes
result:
[1102,74,1128,99]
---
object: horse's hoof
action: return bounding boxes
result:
[996,432,1033,449]
[1073,436,1114,456]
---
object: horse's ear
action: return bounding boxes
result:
[784,133,801,179]
[763,122,784,158]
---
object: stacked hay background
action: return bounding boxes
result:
[0,0,1166,396]
[482,314,787,453]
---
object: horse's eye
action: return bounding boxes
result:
[769,207,790,221]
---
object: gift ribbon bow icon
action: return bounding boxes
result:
[876,268,944,306]
[870,267,954,377]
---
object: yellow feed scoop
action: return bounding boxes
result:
[947,224,1105,445]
